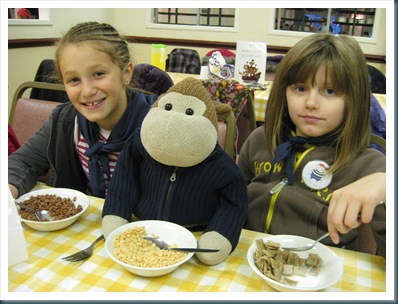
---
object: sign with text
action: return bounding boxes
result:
[235,41,267,85]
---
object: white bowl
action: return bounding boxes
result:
[247,235,343,292]
[105,220,196,277]
[16,188,90,231]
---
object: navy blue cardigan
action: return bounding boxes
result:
[103,130,248,250]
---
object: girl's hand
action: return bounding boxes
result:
[327,172,386,244]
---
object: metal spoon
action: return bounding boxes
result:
[15,201,53,221]
[142,236,219,253]
[280,233,330,252]
[281,203,385,252]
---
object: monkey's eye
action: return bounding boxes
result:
[185,108,194,115]
[165,103,173,111]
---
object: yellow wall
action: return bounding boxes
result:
[8,8,387,114]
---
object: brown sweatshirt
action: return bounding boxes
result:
[238,127,386,257]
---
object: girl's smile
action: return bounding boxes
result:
[81,97,106,108]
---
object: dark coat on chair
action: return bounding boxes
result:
[30,59,70,103]
[166,48,201,74]
[367,65,386,94]
[132,63,174,95]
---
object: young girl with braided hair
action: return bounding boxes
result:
[238,33,386,257]
[9,21,157,199]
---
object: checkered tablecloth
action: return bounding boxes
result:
[8,184,386,293]
[251,82,272,122]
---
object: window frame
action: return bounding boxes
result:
[8,8,52,26]
[146,8,239,33]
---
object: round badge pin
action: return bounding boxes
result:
[302,160,333,190]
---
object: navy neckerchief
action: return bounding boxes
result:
[77,99,135,198]
[272,128,338,185]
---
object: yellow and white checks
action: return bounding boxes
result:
[252,82,272,123]
[8,184,386,292]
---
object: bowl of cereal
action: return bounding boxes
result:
[247,235,343,292]
[105,220,197,277]
[15,188,90,232]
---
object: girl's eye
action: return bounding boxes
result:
[324,88,335,95]
[294,86,306,92]
[94,72,105,77]
[66,77,79,84]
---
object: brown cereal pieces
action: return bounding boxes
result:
[253,238,323,285]
[18,194,82,221]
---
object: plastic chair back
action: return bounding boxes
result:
[213,101,236,159]
[235,90,256,153]
[12,98,62,146]
[9,81,65,145]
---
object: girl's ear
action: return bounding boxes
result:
[123,62,133,86]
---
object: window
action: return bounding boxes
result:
[275,8,377,38]
[8,8,40,19]
[8,8,51,25]
[152,8,235,28]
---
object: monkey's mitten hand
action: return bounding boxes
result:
[196,231,232,265]
[102,215,128,239]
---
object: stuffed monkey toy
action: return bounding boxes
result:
[102,77,248,265]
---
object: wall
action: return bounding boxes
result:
[7,8,387,114]
[7,8,114,113]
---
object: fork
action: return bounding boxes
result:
[62,234,105,262]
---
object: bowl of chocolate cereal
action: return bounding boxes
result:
[105,220,197,277]
[15,188,90,231]
[247,235,343,292]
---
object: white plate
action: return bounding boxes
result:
[15,188,90,231]
[247,235,343,292]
